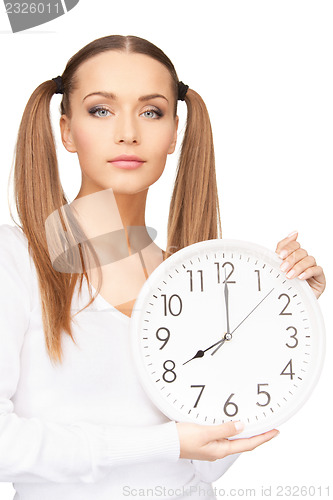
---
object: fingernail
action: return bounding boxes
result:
[288,231,298,237]
[279,249,288,259]
[298,272,306,279]
[286,269,295,279]
[280,261,289,272]
[234,421,244,432]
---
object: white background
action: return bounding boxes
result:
[0,1,332,498]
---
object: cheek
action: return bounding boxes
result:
[145,131,174,184]
[149,126,175,161]
[72,124,100,160]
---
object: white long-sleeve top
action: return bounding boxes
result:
[0,223,240,500]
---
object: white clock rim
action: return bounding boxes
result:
[130,239,326,437]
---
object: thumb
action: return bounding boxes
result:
[205,421,245,441]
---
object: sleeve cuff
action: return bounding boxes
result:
[87,420,180,471]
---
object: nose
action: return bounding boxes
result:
[114,112,140,145]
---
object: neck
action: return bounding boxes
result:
[69,187,155,260]
[113,190,148,229]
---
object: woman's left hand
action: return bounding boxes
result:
[275,231,326,299]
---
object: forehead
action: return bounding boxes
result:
[73,51,174,98]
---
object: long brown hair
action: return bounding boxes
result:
[9,35,222,365]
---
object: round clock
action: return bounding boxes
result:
[130,239,325,438]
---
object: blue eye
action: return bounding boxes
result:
[88,106,111,117]
[141,108,163,119]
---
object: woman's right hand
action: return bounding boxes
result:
[176,421,279,461]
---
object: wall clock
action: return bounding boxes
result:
[130,239,325,438]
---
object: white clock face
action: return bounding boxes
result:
[130,240,325,437]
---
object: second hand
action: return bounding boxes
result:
[210,287,275,355]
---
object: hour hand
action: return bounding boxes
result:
[183,337,226,365]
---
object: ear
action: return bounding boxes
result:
[167,115,179,154]
[59,115,77,153]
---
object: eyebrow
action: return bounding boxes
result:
[82,91,169,103]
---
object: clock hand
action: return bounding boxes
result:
[183,285,274,364]
[230,287,275,335]
[210,287,275,356]
[182,267,232,365]
[182,337,228,365]
[224,267,231,337]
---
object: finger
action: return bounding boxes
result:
[225,429,280,454]
[275,231,298,254]
[279,249,310,274]
[284,255,317,279]
[276,240,301,259]
[298,265,325,281]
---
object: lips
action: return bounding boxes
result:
[110,155,144,162]
[108,155,145,170]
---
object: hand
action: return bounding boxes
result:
[176,420,279,461]
[275,231,326,299]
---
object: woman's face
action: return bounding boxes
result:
[60,50,179,197]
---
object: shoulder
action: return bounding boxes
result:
[0,223,29,257]
[0,223,33,281]
[0,222,27,241]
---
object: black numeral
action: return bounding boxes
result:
[156,327,170,349]
[255,269,261,291]
[280,359,295,379]
[162,360,176,383]
[278,293,292,315]
[215,262,236,284]
[191,385,205,408]
[286,326,298,348]
[223,393,238,417]
[161,294,182,316]
[256,383,271,406]
[187,269,204,292]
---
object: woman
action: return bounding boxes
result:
[0,34,326,499]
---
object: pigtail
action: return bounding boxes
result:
[9,80,96,365]
[166,88,222,258]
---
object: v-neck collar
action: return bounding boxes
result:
[85,281,131,324]
[79,247,166,324]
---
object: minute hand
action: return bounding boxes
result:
[224,267,231,337]
[211,287,275,356]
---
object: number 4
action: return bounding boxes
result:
[280,359,295,380]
